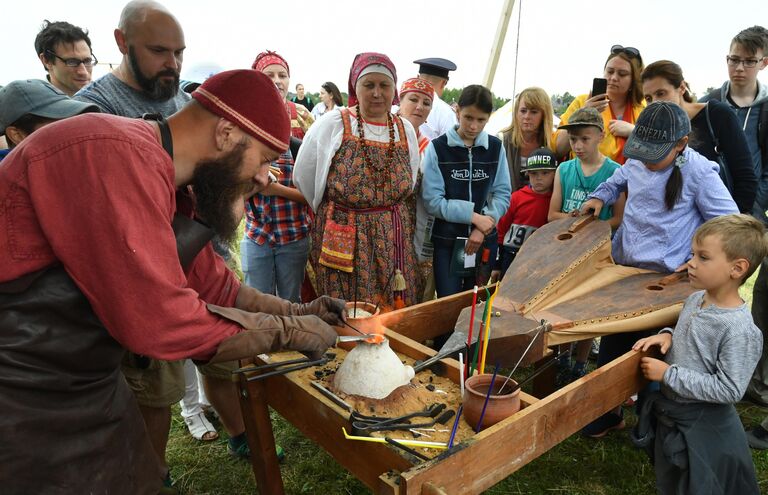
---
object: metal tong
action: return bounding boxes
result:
[336,334,376,344]
[350,403,455,434]
[232,353,331,381]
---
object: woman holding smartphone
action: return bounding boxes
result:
[555,45,646,164]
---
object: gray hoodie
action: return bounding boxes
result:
[702,80,768,223]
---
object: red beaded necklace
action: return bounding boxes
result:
[355,104,396,181]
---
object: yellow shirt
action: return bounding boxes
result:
[556,94,645,164]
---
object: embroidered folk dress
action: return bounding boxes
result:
[308,109,421,308]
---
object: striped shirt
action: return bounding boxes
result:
[244,151,310,246]
[662,291,762,404]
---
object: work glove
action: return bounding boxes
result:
[206,304,337,363]
[235,286,346,323]
[296,295,346,326]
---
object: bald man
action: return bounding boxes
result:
[76,0,186,112]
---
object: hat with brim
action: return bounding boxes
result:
[523,147,558,171]
[0,79,99,135]
[623,101,690,164]
[557,106,604,132]
[414,57,457,80]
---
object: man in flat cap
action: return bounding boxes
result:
[414,57,458,140]
[0,69,344,495]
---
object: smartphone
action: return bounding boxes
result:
[591,78,608,98]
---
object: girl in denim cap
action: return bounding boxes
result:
[578,101,738,438]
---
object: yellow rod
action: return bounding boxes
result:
[341,428,448,450]
[479,282,501,374]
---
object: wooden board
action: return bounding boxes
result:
[398,350,648,494]
[547,271,692,321]
[502,216,612,313]
[378,289,482,342]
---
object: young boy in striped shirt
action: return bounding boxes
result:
[632,214,768,495]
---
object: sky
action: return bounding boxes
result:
[4,0,768,102]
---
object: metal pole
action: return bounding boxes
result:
[482,0,516,90]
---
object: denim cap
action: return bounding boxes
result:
[557,106,604,132]
[524,147,558,171]
[0,79,98,135]
[624,101,690,164]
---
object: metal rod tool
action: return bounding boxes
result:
[310,381,352,411]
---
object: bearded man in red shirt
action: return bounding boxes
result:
[0,69,343,495]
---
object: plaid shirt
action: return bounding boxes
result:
[244,151,310,246]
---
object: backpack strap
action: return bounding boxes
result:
[759,101,768,160]
[704,102,734,192]
[142,113,173,158]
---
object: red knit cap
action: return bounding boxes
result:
[192,70,289,153]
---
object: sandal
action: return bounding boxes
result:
[185,411,219,442]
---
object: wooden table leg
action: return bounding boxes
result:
[238,373,284,495]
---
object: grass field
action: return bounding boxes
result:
[165,253,766,494]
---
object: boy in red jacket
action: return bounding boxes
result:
[492,147,557,281]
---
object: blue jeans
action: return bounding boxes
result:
[240,236,309,303]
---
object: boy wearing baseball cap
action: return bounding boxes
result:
[493,147,558,281]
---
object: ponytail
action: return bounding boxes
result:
[664,147,686,210]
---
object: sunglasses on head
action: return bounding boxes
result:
[611,45,642,62]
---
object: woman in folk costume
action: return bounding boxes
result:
[398,78,435,157]
[252,50,313,139]
[397,77,438,302]
[294,52,422,310]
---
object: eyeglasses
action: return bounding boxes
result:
[726,56,762,68]
[45,49,98,68]
[611,45,642,63]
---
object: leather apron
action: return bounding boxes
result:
[0,267,163,494]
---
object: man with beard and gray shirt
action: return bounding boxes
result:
[76,0,187,115]
[75,1,257,489]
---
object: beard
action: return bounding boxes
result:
[190,141,253,243]
[128,46,180,101]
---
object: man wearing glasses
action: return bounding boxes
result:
[703,26,768,450]
[34,20,96,96]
